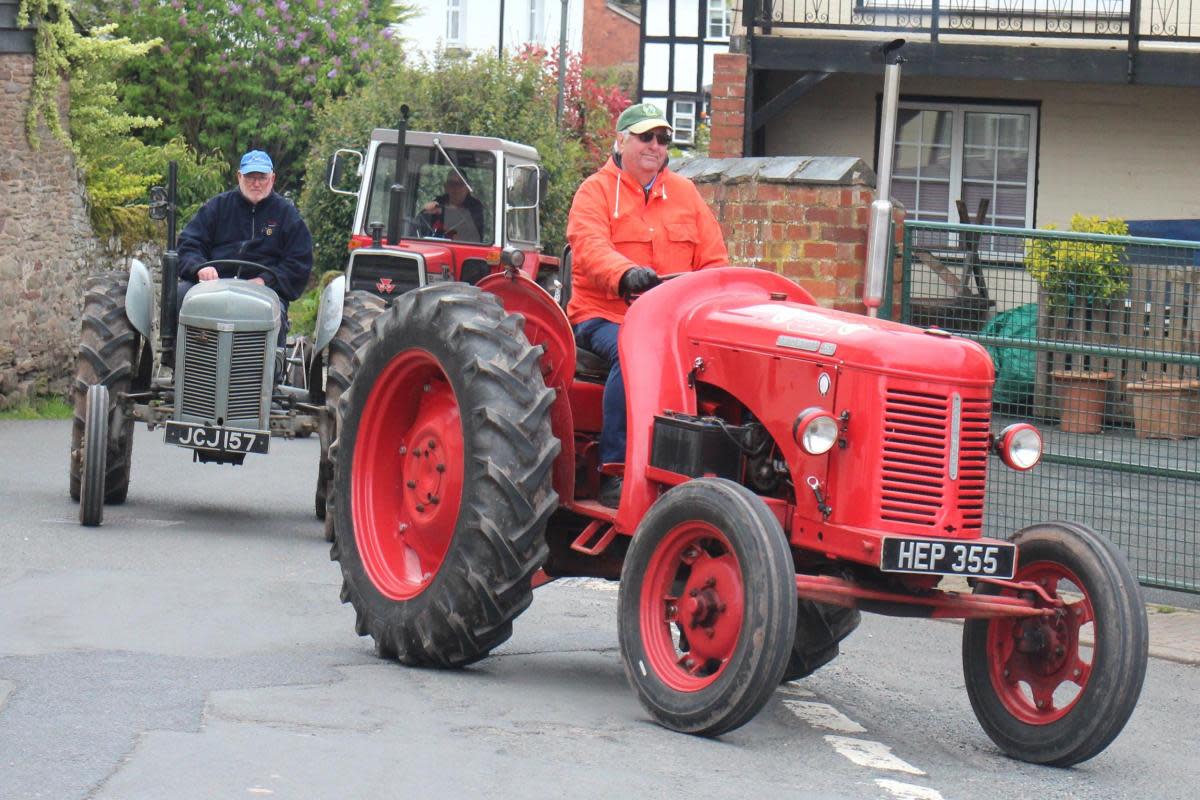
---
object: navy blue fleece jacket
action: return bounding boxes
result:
[177,189,313,302]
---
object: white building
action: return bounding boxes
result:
[639,0,733,144]
[393,0,584,61]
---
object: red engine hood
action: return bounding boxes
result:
[685,298,995,386]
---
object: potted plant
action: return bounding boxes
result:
[1025,215,1129,433]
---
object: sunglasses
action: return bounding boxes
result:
[634,130,672,145]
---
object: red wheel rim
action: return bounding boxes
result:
[986,560,1094,724]
[352,350,465,600]
[639,521,745,692]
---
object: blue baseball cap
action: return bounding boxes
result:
[239,150,274,174]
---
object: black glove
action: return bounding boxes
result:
[618,266,662,301]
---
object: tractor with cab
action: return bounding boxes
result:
[327,264,1148,766]
[68,163,323,526]
[309,108,564,538]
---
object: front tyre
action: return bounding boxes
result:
[69,273,137,504]
[962,522,1148,766]
[330,283,559,667]
[618,479,797,736]
[79,384,109,527]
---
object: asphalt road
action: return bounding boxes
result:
[1,420,1197,799]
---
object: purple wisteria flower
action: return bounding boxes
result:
[275,0,289,10]
[327,69,338,78]
[299,55,311,65]
[228,2,243,14]
[255,6,266,18]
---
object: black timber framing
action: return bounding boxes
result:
[751,71,831,132]
[751,36,1200,89]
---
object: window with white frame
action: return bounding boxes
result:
[673,100,697,145]
[707,0,732,40]
[891,101,1038,230]
[446,0,463,44]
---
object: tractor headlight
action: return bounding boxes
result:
[995,423,1042,471]
[793,407,838,455]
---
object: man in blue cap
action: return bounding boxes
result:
[176,149,314,341]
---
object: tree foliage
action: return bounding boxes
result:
[299,47,630,275]
[18,1,225,251]
[72,0,413,191]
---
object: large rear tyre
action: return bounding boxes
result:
[79,384,109,527]
[330,283,559,667]
[317,289,385,536]
[618,479,797,736]
[962,522,1148,766]
[69,273,137,504]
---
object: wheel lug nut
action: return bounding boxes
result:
[399,446,407,455]
[429,496,439,505]
[436,463,446,473]
[423,384,431,392]
[428,440,436,450]
[704,577,716,588]
[689,589,698,597]
[415,504,425,512]
[406,480,417,489]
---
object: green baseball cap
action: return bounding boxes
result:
[617,102,672,135]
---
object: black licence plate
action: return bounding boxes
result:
[880,536,1016,579]
[164,421,270,455]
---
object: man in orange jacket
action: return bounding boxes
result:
[567,102,729,507]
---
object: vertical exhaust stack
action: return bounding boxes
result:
[864,39,906,318]
[386,104,411,246]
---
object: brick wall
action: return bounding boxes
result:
[709,52,748,159]
[674,156,905,316]
[581,0,639,70]
[0,52,101,408]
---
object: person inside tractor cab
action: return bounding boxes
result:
[566,102,729,507]
[418,171,486,242]
[176,149,314,346]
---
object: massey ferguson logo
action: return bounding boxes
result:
[376,277,395,294]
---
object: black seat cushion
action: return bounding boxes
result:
[575,347,609,383]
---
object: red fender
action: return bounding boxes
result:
[477,272,577,501]
[616,267,815,533]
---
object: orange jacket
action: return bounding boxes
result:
[566,157,728,325]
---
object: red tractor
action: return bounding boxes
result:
[327,265,1147,766]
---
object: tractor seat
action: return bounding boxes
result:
[575,347,609,383]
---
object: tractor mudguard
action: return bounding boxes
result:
[124,258,155,343]
[477,271,577,499]
[618,267,815,533]
[312,274,347,355]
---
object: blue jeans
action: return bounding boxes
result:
[573,318,625,466]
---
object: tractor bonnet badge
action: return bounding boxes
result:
[377,277,395,294]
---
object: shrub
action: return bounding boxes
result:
[1026,214,1130,307]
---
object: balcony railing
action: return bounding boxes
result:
[749,0,1200,43]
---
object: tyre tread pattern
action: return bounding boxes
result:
[330,284,559,669]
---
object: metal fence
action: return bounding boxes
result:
[750,0,1200,43]
[894,219,1200,593]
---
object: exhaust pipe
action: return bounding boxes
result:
[864,39,906,318]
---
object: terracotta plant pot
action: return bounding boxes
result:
[1124,379,1200,440]
[1051,370,1111,434]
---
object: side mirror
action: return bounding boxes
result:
[505,163,541,211]
[148,186,168,220]
[327,149,363,197]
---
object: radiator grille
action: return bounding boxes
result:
[349,252,423,301]
[180,325,219,418]
[229,330,269,419]
[880,388,990,532]
[179,326,269,422]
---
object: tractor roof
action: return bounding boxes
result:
[370,128,540,162]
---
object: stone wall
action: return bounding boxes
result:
[0,52,101,408]
[675,156,905,316]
